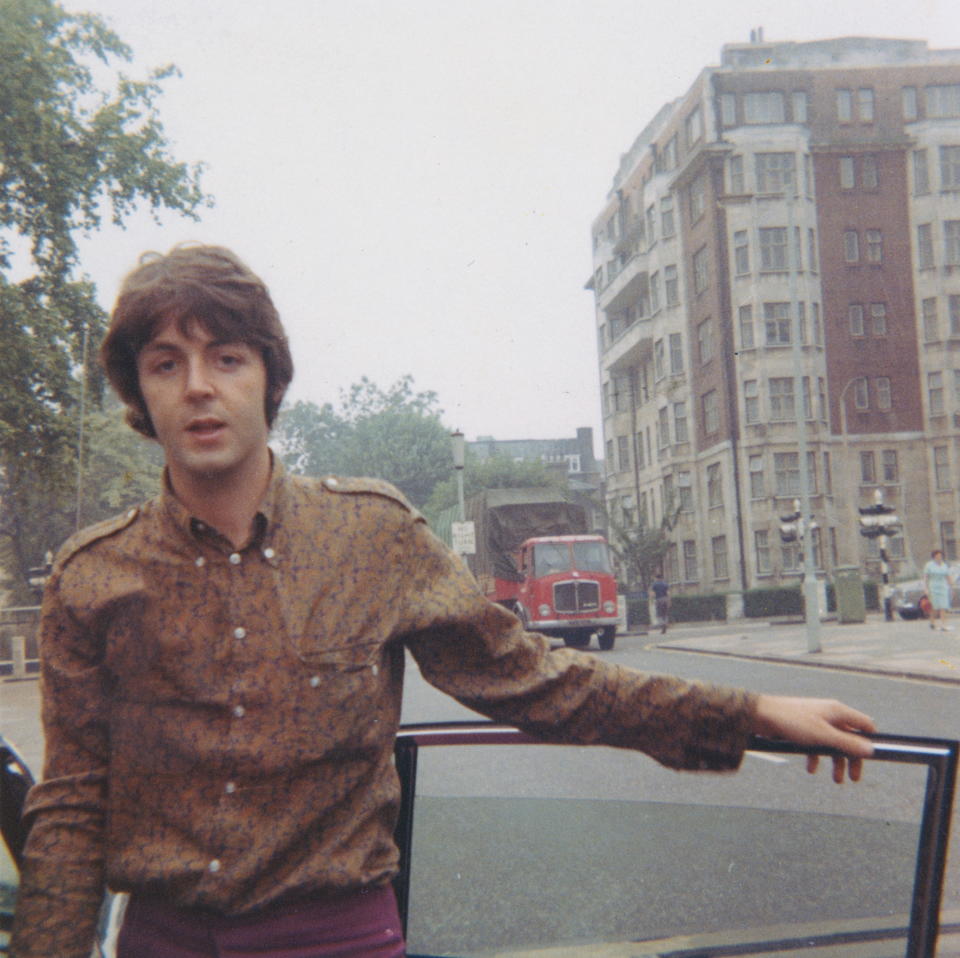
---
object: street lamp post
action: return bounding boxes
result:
[451,430,466,523]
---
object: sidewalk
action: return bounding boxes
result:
[642,611,960,685]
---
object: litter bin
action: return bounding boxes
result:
[834,566,866,624]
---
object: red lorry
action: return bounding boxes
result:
[463,488,619,651]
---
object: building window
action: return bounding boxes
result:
[927,84,960,119]
[876,376,892,410]
[870,303,887,336]
[941,522,958,561]
[903,86,919,120]
[673,401,689,443]
[635,431,645,471]
[862,155,879,189]
[774,451,800,496]
[764,302,791,345]
[617,435,630,472]
[792,91,808,123]
[729,154,745,193]
[839,156,855,189]
[744,379,760,424]
[858,88,875,123]
[759,227,788,270]
[913,149,930,193]
[749,454,765,498]
[945,221,960,266]
[940,146,960,191]
[756,153,794,192]
[720,93,737,126]
[702,390,720,434]
[606,438,614,469]
[739,304,755,349]
[823,451,833,495]
[712,536,729,580]
[654,338,665,380]
[676,473,692,512]
[707,462,723,508]
[929,371,945,416]
[686,105,703,146]
[690,173,706,221]
[934,445,950,490]
[865,230,883,263]
[744,91,785,124]
[853,377,869,410]
[682,540,698,582]
[669,332,684,374]
[697,318,713,364]
[808,228,818,272]
[837,89,853,123]
[950,295,960,336]
[922,297,939,340]
[755,529,772,574]
[650,271,660,314]
[860,451,876,484]
[843,230,860,263]
[657,406,670,449]
[849,303,865,337]
[693,246,709,294]
[769,377,795,421]
[734,230,750,274]
[660,195,675,238]
[882,449,899,482]
[664,264,679,306]
[918,223,934,269]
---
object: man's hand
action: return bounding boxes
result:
[752,695,877,783]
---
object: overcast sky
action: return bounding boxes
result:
[67,0,960,447]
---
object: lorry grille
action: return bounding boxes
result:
[553,580,600,614]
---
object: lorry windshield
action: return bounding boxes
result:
[533,541,612,577]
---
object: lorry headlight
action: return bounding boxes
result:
[603,601,616,614]
[538,604,551,617]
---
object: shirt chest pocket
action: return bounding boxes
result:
[292,637,383,680]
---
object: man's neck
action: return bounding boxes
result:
[167,448,272,548]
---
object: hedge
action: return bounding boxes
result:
[669,593,727,623]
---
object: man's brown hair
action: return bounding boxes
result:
[101,244,294,438]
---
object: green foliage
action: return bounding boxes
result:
[275,376,452,507]
[669,593,727,623]
[743,586,804,618]
[423,452,564,524]
[0,0,209,599]
[605,515,672,593]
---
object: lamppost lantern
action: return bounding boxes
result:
[450,430,465,470]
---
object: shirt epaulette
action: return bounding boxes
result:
[320,475,422,518]
[56,507,140,568]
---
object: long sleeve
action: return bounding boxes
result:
[398,519,757,772]
[11,566,111,958]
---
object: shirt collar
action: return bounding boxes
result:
[160,450,287,550]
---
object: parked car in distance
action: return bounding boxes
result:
[891,564,960,620]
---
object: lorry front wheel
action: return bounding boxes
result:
[598,627,616,651]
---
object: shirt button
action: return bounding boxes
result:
[229,552,242,565]
[233,705,245,718]
[233,627,246,639]
[263,547,276,560]
[195,556,206,568]
[371,664,379,677]
[209,859,221,873]
[309,676,321,688]
[225,782,236,794]
[325,477,339,489]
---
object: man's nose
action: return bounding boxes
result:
[184,358,215,397]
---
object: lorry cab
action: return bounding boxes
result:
[514,534,619,650]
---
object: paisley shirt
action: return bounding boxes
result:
[12,464,756,957]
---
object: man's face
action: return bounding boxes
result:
[136,317,271,487]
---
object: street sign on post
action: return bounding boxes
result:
[451,521,476,556]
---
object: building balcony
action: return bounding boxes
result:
[605,321,653,374]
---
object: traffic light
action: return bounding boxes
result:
[858,500,900,539]
[780,500,802,543]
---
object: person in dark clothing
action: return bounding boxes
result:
[651,575,670,634]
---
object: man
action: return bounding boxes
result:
[651,574,670,634]
[12,245,875,958]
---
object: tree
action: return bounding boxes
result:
[0,0,209,600]
[275,376,453,507]
[603,495,680,593]
[423,452,565,526]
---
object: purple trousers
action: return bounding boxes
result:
[116,884,406,958]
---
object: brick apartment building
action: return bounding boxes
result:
[588,34,960,593]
